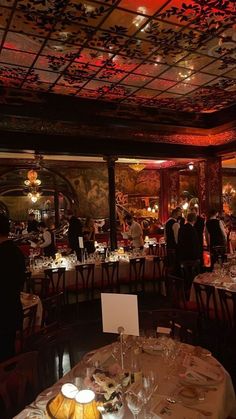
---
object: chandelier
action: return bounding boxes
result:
[129,162,146,172]
[24,169,42,203]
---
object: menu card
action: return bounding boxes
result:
[101,293,139,336]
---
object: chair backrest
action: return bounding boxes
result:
[148,244,159,256]
[75,263,95,291]
[152,256,168,280]
[180,260,200,284]
[0,351,39,419]
[44,267,66,294]
[24,271,31,293]
[167,274,187,309]
[21,304,37,336]
[159,243,167,258]
[26,326,75,390]
[101,261,119,291]
[141,308,198,344]
[41,292,63,328]
[30,276,50,299]
[193,282,218,321]
[129,257,145,282]
[218,288,236,330]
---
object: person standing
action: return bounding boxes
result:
[178,213,201,264]
[124,214,144,249]
[27,212,39,233]
[206,208,227,267]
[164,208,180,269]
[67,210,83,261]
[37,221,56,258]
[190,206,205,268]
[0,214,26,361]
[83,217,95,254]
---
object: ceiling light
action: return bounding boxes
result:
[188,163,194,170]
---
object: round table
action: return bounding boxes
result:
[14,338,236,419]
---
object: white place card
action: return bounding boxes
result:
[101,293,139,336]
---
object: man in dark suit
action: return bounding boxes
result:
[0,214,26,361]
[178,212,201,263]
[67,210,83,261]
[190,206,205,269]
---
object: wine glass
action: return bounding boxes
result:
[139,372,156,418]
[126,391,143,419]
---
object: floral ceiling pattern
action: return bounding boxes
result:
[0,0,235,113]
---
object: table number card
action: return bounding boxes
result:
[101,293,139,336]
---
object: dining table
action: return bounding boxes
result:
[14,336,236,419]
[30,253,157,287]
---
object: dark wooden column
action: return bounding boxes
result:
[159,169,169,223]
[198,157,222,215]
[104,156,117,250]
[169,169,180,210]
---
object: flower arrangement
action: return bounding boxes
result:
[84,368,129,416]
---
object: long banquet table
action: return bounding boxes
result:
[31,255,156,287]
[14,338,236,419]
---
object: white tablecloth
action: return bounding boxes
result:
[14,340,236,419]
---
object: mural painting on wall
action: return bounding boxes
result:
[223,177,236,214]
[115,167,160,216]
[60,166,109,218]
[179,173,198,206]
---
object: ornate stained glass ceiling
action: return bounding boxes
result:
[0,0,235,113]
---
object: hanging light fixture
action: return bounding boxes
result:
[23,160,43,203]
[24,169,41,187]
[129,162,146,172]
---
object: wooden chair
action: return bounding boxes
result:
[24,270,31,293]
[140,308,199,344]
[129,257,145,293]
[180,260,200,299]
[218,288,236,332]
[29,276,50,299]
[148,244,159,256]
[16,305,37,352]
[44,267,66,303]
[67,263,95,303]
[193,282,219,321]
[0,351,39,419]
[151,256,168,293]
[41,292,63,328]
[167,274,189,310]
[26,326,75,390]
[101,261,119,292]
[159,242,167,258]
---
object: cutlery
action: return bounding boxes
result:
[166,397,212,416]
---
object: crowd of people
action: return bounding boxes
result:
[164,206,231,273]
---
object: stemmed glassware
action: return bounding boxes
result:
[139,371,156,418]
[126,391,143,419]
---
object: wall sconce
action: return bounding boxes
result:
[188,163,194,170]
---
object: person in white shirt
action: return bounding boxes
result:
[37,221,56,257]
[124,214,144,249]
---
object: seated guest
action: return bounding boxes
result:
[0,213,26,362]
[37,221,56,258]
[124,214,144,249]
[83,217,95,254]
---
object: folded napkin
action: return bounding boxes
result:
[150,395,200,418]
[182,355,221,384]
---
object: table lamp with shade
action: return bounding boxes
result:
[74,389,100,419]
